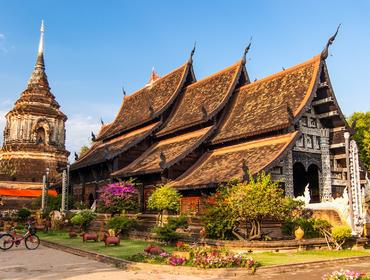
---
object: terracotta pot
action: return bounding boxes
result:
[172,251,190,260]
[295,226,304,240]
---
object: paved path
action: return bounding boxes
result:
[1,244,369,280]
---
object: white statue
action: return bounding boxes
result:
[295,184,310,206]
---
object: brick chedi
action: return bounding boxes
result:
[0,21,69,207]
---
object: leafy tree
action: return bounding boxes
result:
[79,145,90,158]
[202,184,238,240]
[32,194,74,212]
[147,185,181,225]
[227,172,291,240]
[348,111,370,170]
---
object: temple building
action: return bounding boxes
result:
[0,21,69,208]
[70,30,368,216]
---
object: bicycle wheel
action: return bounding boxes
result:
[25,234,40,250]
[0,233,14,250]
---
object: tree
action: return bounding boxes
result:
[348,111,370,170]
[202,183,239,240]
[79,145,90,158]
[227,172,290,240]
[147,185,181,226]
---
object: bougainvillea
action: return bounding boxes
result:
[98,181,138,215]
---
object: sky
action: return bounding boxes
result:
[0,1,369,161]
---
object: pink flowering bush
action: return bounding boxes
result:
[168,255,186,266]
[191,247,258,272]
[322,269,370,280]
[98,181,138,215]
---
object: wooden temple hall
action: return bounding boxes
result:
[70,30,367,212]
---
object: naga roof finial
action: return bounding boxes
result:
[321,24,341,60]
[189,41,196,64]
[241,37,252,65]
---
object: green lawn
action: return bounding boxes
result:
[38,231,174,260]
[39,231,370,267]
[250,250,370,266]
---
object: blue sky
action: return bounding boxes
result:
[0,1,369,159]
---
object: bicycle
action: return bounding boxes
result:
[0,222,40,250]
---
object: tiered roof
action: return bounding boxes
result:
[157,61,247,136]
[97,62,192,140]
[212,56,321,144]
[71,122,160,170]
[111,59,248,178]
[168,55,325,188]
[169,132,299,189]
[112,126,214,176]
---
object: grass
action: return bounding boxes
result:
[39,231,370,267]
[251,250,370,266]
[38,231,174,260]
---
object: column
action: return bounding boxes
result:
[61,169,67,212]
[284,151,294,197]
[320,128,332,201]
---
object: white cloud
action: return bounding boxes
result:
[65,114,100,161]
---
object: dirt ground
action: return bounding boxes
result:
[0,245,369,280]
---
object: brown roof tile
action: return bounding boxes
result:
[112,126,214,177]
[212,56,321,144]
[98,63,191,140]
[157,62,245,136]
[169,132,299,189]
[71,122,160,170]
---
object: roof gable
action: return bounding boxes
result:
[98,62,192,140]
[212,56,321,144]
[157,61,246,137]
[111,126,214,177]
[71,122,160,170]
[170,132,299,189]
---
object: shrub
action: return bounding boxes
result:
[17,208,31,222]
[153,216,188,243]
[202,186,237,240]
[168,255,186,266]
[70,210,97,231]
[106,216,136,235]
[282,217,331,238]
[331,225,352,247]
[98,181,138,215]
[147,185,181,225]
